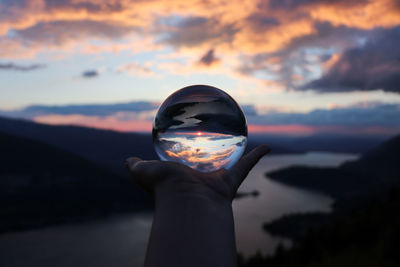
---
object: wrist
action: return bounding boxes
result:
[154,176,232,210]
[145,174,237,267]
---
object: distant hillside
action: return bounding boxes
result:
[267,133,400,200]
[0,116,157,175]
[263,133,400,240]
[0,116,387,176]
[0,132,152,233]
[342,134,400,178]
[0,116,301,175]
[250,133,387,154]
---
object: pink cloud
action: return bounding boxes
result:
[33,114,152,132]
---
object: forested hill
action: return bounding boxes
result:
[266,133,400,200]
[0,132,152,233]
[0,116,156,175]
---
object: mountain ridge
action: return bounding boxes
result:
[0,131,152,233]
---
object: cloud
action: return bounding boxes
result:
[117,63,153,77]
[247,102,400,127]
[1,0,400,94]
[235,22,373,89]
[0,62,45,71]
[197,49,220,66]
[159,16,238,49]
[81,69,99,78]
[156,131,241,171]
[19,101,158,117]
[0,100,159,132]
[245,14,279,32]
[16,20,132,45]
[33,114,153,132]
[301,27,400,93]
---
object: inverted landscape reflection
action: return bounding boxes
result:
[153,85,248,172]
[155,131,247,172]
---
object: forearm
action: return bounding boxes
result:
[144,179,237,267]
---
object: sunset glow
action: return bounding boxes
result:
[0,0,399,136]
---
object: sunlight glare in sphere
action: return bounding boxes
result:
[152,85,248,172]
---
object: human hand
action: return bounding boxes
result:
[126,144,270,267]
[125,144,270,203]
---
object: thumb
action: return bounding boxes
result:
[228,144,270,191]
[125,157,153,192]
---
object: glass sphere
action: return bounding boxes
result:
[152,85,247,172]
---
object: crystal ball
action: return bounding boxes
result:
[152,85,248,172]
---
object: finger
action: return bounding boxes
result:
[228,144,270,190]
[125,157,142,170]
[125,157,159,193]
[126,158,184,192]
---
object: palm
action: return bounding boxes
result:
[126,145,270,201]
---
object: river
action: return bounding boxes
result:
[0,152,358,267]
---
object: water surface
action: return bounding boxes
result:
[233,152,358,256]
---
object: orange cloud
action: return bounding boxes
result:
[310,0,400,29]
[165,146,234,165]
[163,141,235,171]
[1,0,400,95]
[234,19,316,54]
[2,0,399,58]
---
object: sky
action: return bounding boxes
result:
[1,0,400,136]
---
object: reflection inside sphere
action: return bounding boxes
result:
[153,85,248,172]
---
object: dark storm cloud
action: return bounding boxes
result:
[247,103,400,127]
[21,101,157,116]
[0,101,159,121]
[301,27,400,93]
[237,22,372,89]
[81,70,99,78]
[198,49,220,66]
[0,62,45,71]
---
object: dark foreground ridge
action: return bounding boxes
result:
[240,133,400,266]
[0,132,152,233]
[264,133,400,239]
[267,133,400,208]
[240,187,400,267]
